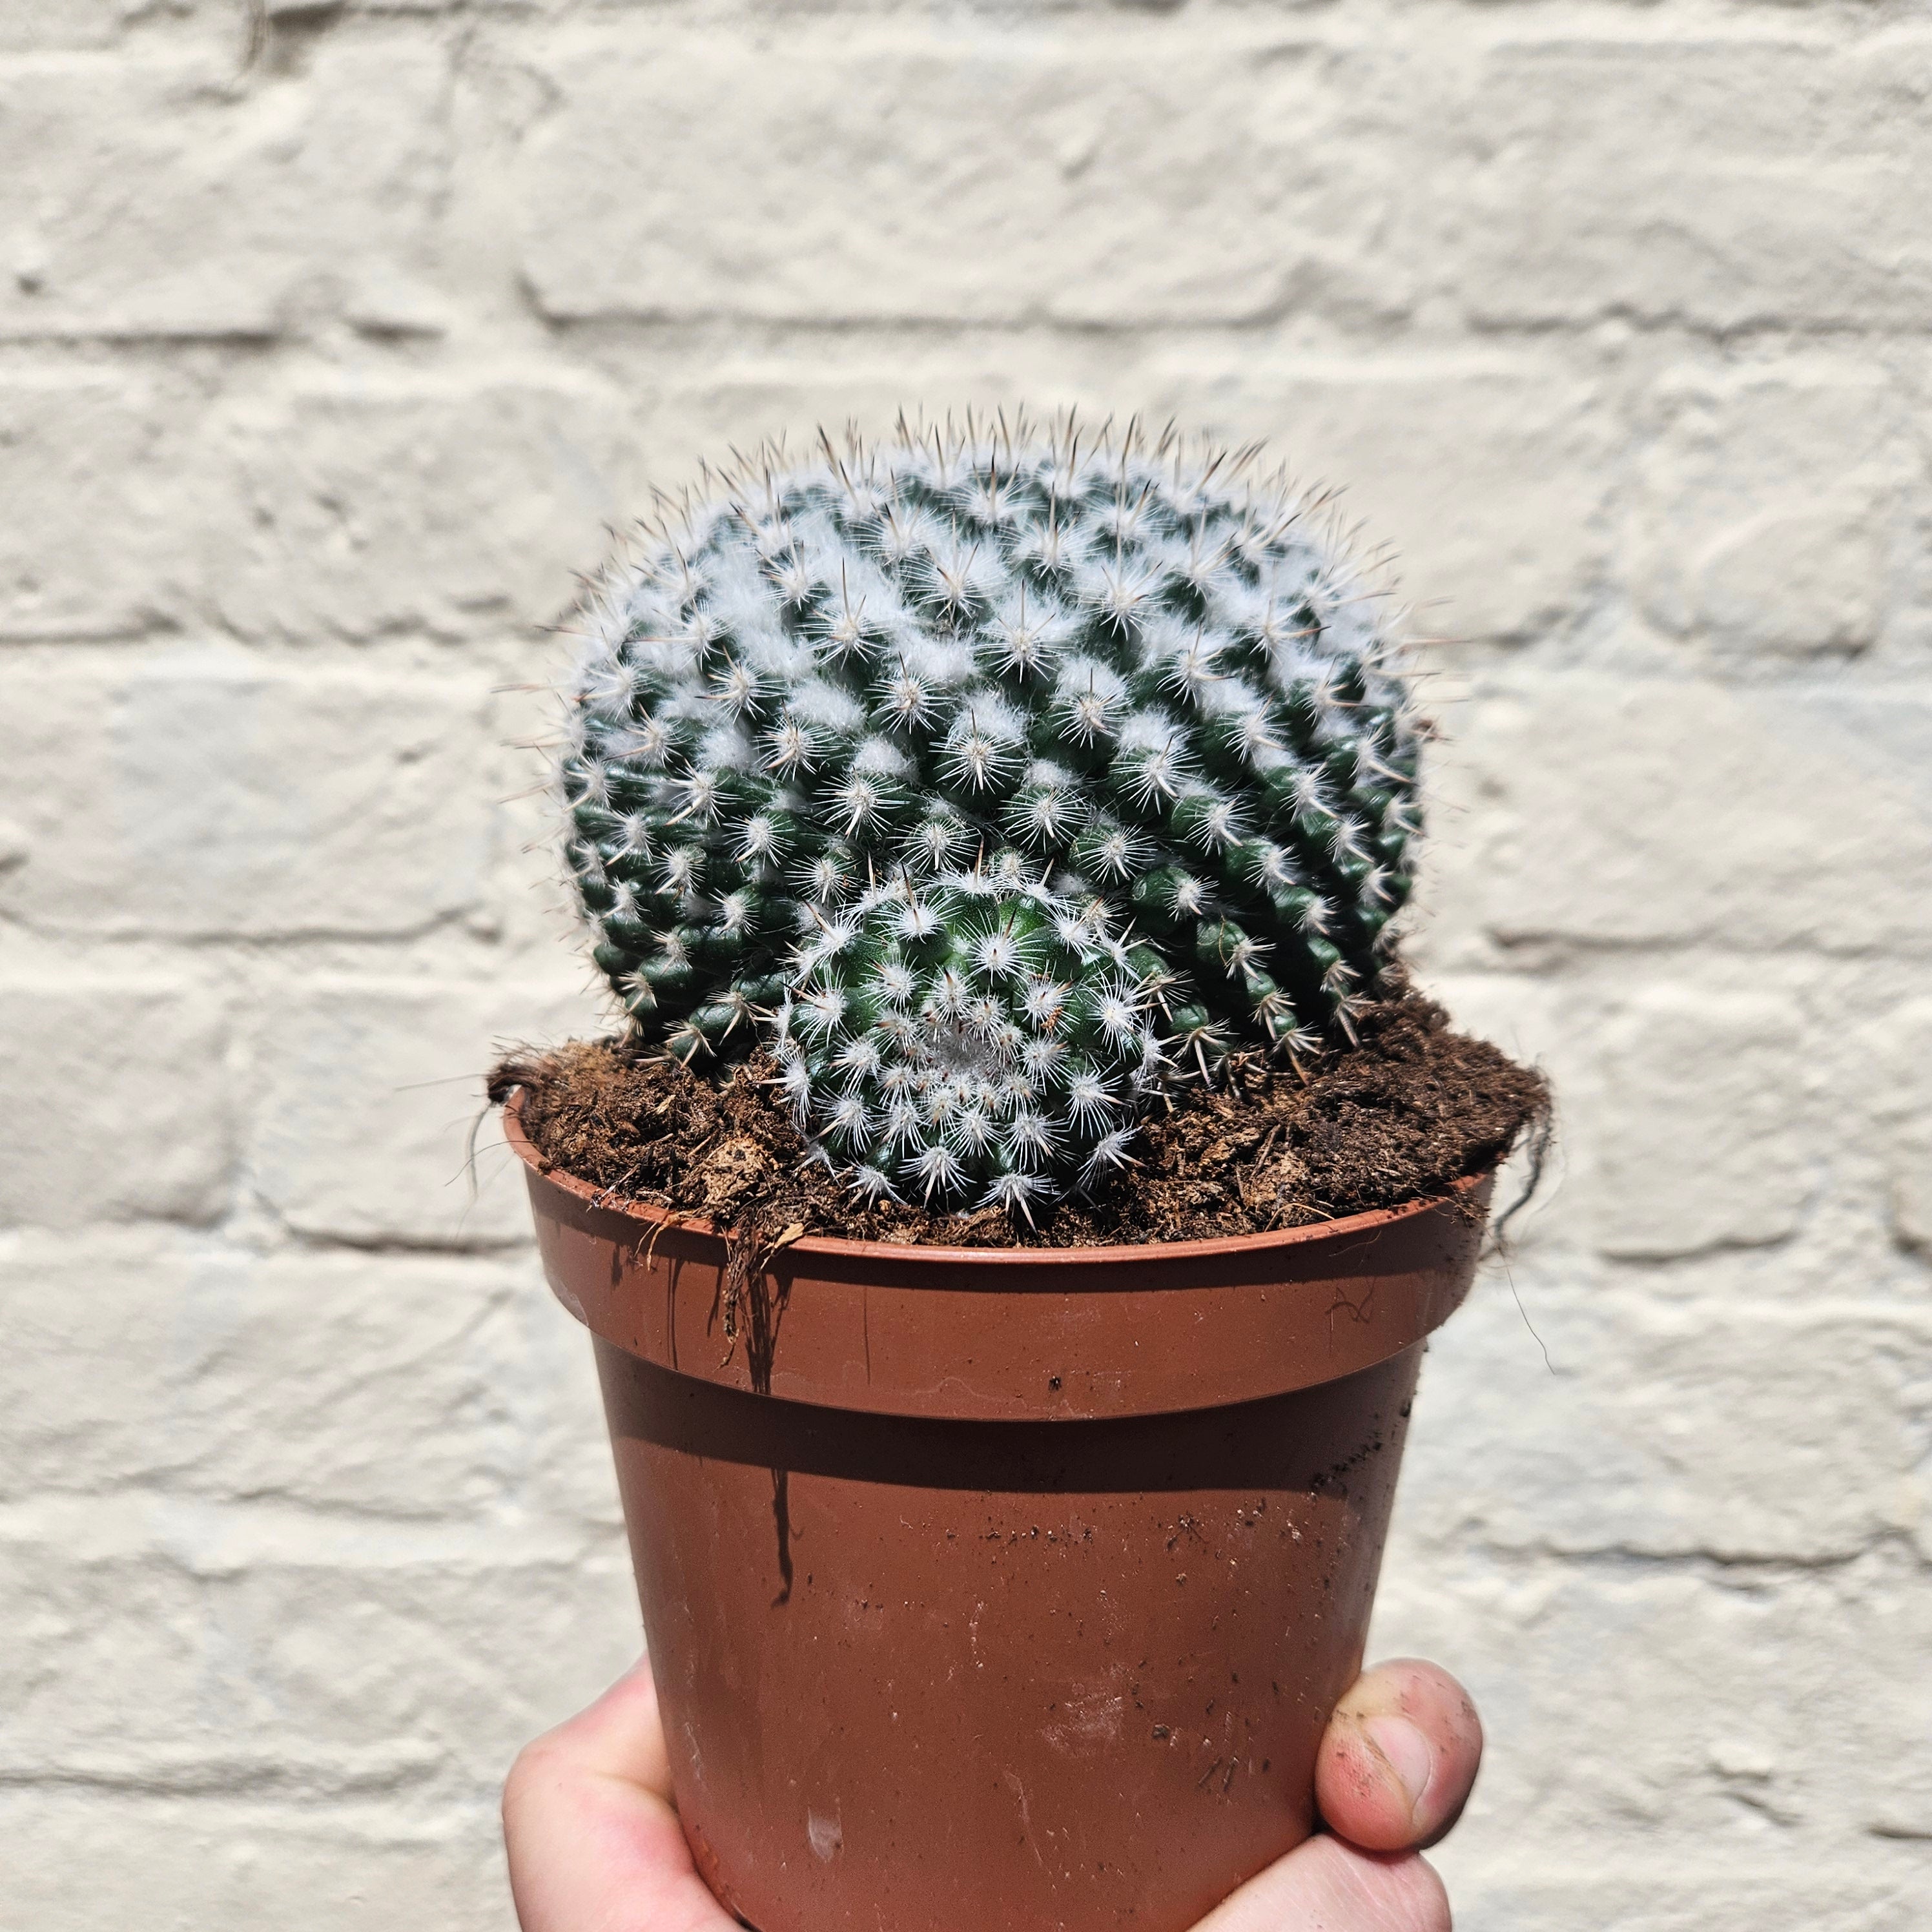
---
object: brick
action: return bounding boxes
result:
[1412,972,1566,1076]
[1445,38,1932,332]
[1852,995,1932,1260]
[1421,673,1932,958]
[0,1536,635,1779]
[0,981,232,1228]
[1148,358,1615,643]
[595,363,1060,504]
[488,739,605,963]
[0,653,493,939]
[209,380,637,642]
[516,32,1417,326]
[0,40,446,340]
[0,1244,617,1522]
[1415,967,1913,1273]
[1636,369,1913,659]
[0,372,200,639]
[1388,1290,1926,1566]
[0,2,125,48]
[247,978,597,1247]
[1408,971,1571,1256]
[1583,985,1811,1259]
[1432,1860,1932,1932]
[1375,1545,1932,1878]
[0,1789,513,1930]
[1375,1553,1932,1913]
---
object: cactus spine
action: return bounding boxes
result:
[557,414,1422,1213]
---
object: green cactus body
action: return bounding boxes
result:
[559,418,1421,1210]
[774,863,1158,1215]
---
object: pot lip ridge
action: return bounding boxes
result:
[499,1083,1495,1269]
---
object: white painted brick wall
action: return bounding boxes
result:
[1,3,1926,1926]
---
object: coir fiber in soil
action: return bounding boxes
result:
[490,993,1550,1256]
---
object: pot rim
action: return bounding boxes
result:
[499,1082,1492,1270]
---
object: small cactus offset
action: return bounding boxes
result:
[770,861,1167,1218]
[557,413,1423,1213]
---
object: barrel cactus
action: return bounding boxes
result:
[557,416,1421,1215]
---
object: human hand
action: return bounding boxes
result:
[504,1652,1481,1931]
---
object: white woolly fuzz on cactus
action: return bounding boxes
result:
[765,869,1158,1206]
[556,410,1423,1209]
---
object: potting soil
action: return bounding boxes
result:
[490,991,1550,1255]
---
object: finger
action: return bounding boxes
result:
[1193,1836,1450,1932]
[502,1654,735,1932]
[522,1653,675,1797]
[1316,1658,1485,1853]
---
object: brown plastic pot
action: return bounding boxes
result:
[505,1091,1490,1932]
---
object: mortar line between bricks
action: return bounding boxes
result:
[0,1760,448,1801]
[473,3,1924,57]
[519,312,1932,351]
[13,317,1932,365]
[1466,1533,1931,1579]
[0,1491,629,1558]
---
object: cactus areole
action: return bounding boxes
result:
[557,416,1422,1218]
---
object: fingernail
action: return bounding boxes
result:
[1363,1715,1434,1813]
